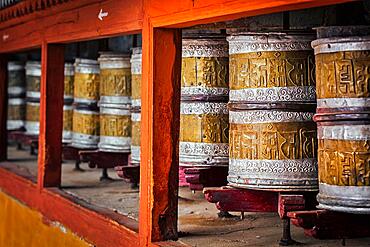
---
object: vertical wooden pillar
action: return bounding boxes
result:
[139,19,182,244]
[0,55,7,161]
[37,42,65,188]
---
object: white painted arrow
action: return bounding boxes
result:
[98,9,108,21]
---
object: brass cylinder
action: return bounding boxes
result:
[7,61,25,98]
[71,107,99,149]
[180,35,229,167]
[7,98,25,130]
[98,105,131,152]
[25,100,40,136]
[73,59,100,105]
[25,61,41,99]
[131,47,142,110]
[313,26,370,214]
[62,104,73,143]
[227,32,318,191]
[131,112,141,164]
[64,63,74,101]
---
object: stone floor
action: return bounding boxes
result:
[3,145,370,247]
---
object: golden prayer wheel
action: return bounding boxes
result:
[64,63,74,101]
[98,52,131,106]
[131,47,142,110]
[71,106,99,149]
[312,26,370,213]
[131,112,141,164]
[98,105,131,152]
[73,59,100,105]
[7,61,25,98]
[25,100,40,136]
[130,47,142,163]
[181,36,229,100]
[180,35,229,167]
[7,98,25,130]
[227,32,318,191]
[25,61,41,99]
[62,104,73,144]
[180,101,229,166]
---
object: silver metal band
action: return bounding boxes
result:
[25,61,41,76]
[131,112,141,122]
[317,183,370,214]
[74,108,98,116]
[74,97,98,105]
[64,63,74,76]
[8,98,25,105]
[100,106,130,116]
[7,120,25,130]
[62,130,72,143]
[318,125,370,141]
[228,158,318,191]
[25,121,39,136]
[317,98,370,108]
[8,61,24,71]
[179,141,229,160]
[181,86,229,97]
[229,110,314,124]
[74,58,100,74]
[99,96,131,106]
[63,104,73,111]
[228,33,314,54]
[98,136,131,152]
[131,99,141,108]
[26,91,40,98]
[8,87,25,96]
[71,132,99,149]
[312,36,370,55]
[180,102,228,115]
[131,145,141,163]
[230,86,316,103]
[182,38,228,58]
[98,53,131,69]
[131,47,142,75]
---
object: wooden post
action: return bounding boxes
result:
[139,19,182,244]
[37,42,65,188]
[0,55,7,161]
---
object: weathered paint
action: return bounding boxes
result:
[0,190,90,247]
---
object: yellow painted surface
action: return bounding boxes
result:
[0,190,90,247]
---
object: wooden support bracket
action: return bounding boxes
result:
[183,166,228,191]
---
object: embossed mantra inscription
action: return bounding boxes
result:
[74,73,100,101]
[100,114,131,137]
[63,108,73,132]
[316,51,370,100]
[26,102,40,122]
[100,68,131,97]
[72,110,99,136]
[64,75,74,97]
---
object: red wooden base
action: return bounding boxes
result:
[288,209,370,240]
[8,130,38,155]
[62,145,95,172]
[114,165,140,188]
[182,166,228,191]
[204,186,317,245]
[178,166,189,187]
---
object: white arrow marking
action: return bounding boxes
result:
[98,9,108,21]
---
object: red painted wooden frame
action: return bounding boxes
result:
[0,0,357,246]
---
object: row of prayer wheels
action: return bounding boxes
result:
[180,26,370,214]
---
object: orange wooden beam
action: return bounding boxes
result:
[139,18,182,244]
[37,42,64,188]
[0,164,139,247]
[0,55,7,161]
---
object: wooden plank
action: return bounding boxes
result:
[37,42,64,188]
[0,55,7,161]
[0,0,143,53]
[147,0,355,27]
[0,164,139,247]
[139,20,182,244]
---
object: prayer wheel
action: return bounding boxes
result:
[73,59,100,105]
[25,61,41,136]
[227,32,318,191]
[25,61,41,99]
[7,61,25,97]
[25,100,40,136]
[71,106,99,149]
[130,47,142,164]
[179,35,229,167]
[97,52,131,152]
[7,98,25,130]
[312,26,370,213]
[62,63,74,143]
